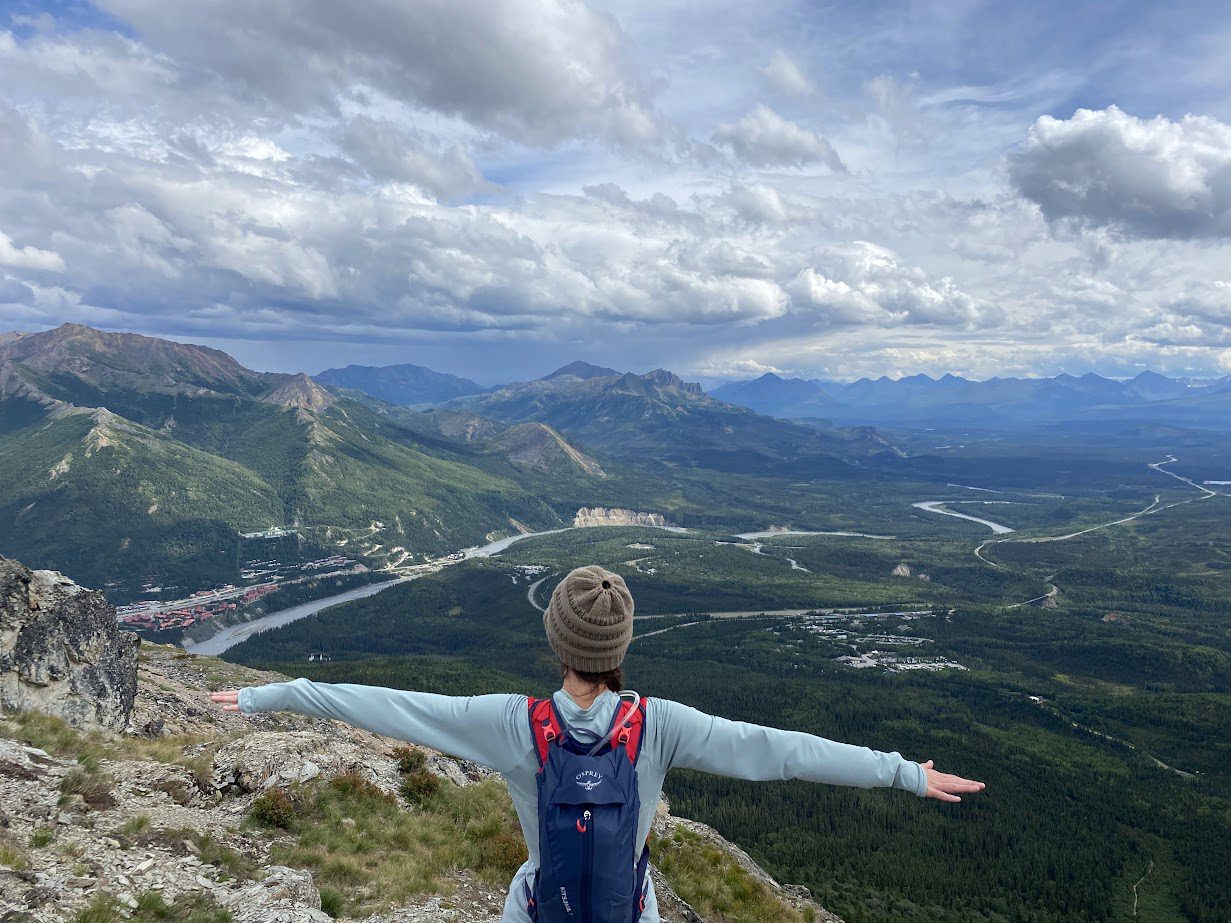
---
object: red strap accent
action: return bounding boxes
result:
[530,695,649,767]
[528,697,563,769]
[613,697,648,765]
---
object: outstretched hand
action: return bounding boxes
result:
[921,760,985,802]
[210,689,241,713]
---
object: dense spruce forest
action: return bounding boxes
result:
[228,540,1231,923]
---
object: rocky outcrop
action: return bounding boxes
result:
[262,372,336,413]
[890,563,930,581]
[219,866,333,922]
[0,558,138,730]
[493,423,606,477]
[0,575,841,923]
[573,507,676,529]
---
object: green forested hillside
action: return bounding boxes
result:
[0,409,284,588]
[0,327,573,586]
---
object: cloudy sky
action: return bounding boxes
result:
[3,0,1231,384]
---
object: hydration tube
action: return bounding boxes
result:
[585,689,641,756]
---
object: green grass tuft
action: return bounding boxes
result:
[652,826,811,923]
[29,827,54,848]
[0,838,28,871]
[74,890,233,923]
[60,766,116,810]
[246,771,525,917]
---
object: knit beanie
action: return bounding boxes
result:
[544,565,635,672]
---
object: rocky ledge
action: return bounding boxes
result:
[0,558,138,729]
[0,560,840,923]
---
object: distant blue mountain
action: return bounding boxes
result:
[710,370,1231,429]
[315,363,485,407]
[540,360,622,380]
[708,373,830,416]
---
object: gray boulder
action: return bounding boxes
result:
[0,557,139,729]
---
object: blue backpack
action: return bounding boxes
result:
[523,692,651,922]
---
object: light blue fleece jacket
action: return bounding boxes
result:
[238,680,928,922]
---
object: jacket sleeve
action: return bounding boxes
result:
[238,678,530,774]
[650,698,928,797]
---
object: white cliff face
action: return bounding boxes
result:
[572,507,677,528]
[0,558,139,730]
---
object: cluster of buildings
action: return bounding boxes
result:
[835,651,968,673]
[116,551,359,633]
[773,608,969,674]
[240,553,352,582]
[117,588,246,631]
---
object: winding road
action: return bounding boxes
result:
[526,575,550,613]
[977,454,1220,605]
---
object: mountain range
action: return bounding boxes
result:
[434,363,901,474]
[710,370,1231,429]
[0,325,597,590]
[0,325,895,592]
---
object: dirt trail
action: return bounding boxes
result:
[1131,859,1153,917]
[1029,697,1196,779]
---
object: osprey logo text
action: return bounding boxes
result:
[575,770,604,791]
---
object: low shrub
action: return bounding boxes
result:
[249,788,297,829]
[398,769,441,805]
[392,745,427,775]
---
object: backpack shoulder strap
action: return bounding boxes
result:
[612,696,649,767]
[527,696,563,770]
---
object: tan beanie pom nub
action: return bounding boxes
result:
[544,565,635,673]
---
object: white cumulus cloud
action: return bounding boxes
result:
[0,231,65,272]
[713,105,845,171]
[787,242,985,327]
[1010,106,1231,239]
[94,0,662,146]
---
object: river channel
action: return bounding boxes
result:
[187,513,975,656]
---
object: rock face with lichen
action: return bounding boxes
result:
[0,556,139,730]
